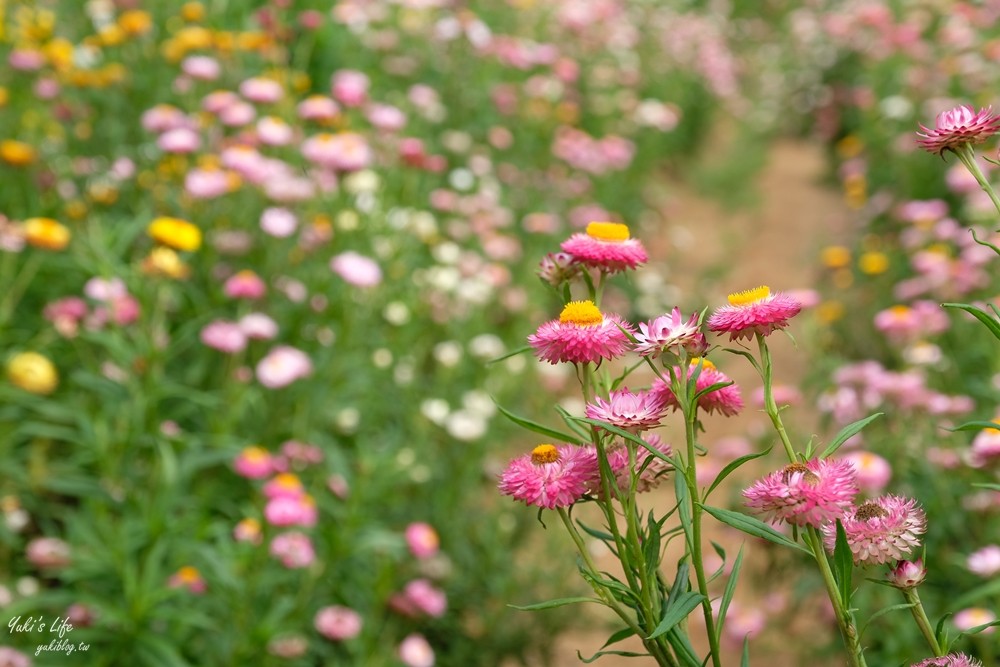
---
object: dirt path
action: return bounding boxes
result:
[532,139,852,667]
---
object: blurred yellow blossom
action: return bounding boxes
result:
[24,217,71,250]
[181,2,206,22]
[142,247,191,279]
[0,140,37,167]
[118,9,153,36]
[7,352,58,395]
[859,251,889,275]
[148,217,202,252]
[820,245,851,269]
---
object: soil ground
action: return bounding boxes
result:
[526,138,853,667]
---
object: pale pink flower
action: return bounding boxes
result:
[970,426,1000,467]
[366,103,407,131]
[537,252,580,286]
[967,545,1000,577]
[301,132,373,171]
[200,320,248,353]
[224,270,267,300]
[498,444,598,509]
[707,286,802,341]
[953,608,996,634]
[260,207,298,238]
[298,95,340,121]
[157,127,201,154]
[219,100,257,127]
[887,559,926,589]
[233,518,262,544]
[917,105,1000,155]
[394,579,447,618]
[25,537,71,569]
[270,532,315,568]
[626,434,674,493]
[330,252,382,287]
[239,77,283,104]
[824,495,926,565]
[264,495,317,528]
[398,634,435,667]
[911,653,983,667]
[314,605,362,641]
[405,523,440,559]
[528,300,633,365]
[633,307,707,358]
[257,117,294,146]
[256,346,313,388]
[331,69,370,107]
[202,90,239,114]
[181,55,221,81]
[185,168,232,199]
[652,360,744,417]
[586,387,667,432]
[744,459,858,527]
[263,473,305,499]
[239,313,279,340]
[167,566,207,594]
[141,104,189,132]
[0,648,30,667]
[839,451,892,494]
[8,48,45,71]
[560,222,647,273]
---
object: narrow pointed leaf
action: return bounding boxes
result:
[699,505,811,554]
[942,302,1000,342]
[487,345,532,365]
[833,520,854,607]
[509,596,604,611]
[496,402,581,444]
[716,545,745,642]
[947,420,1000,433]
[705,445,774,498]
[740,636,750,666]
[819,413,883,459]
[648,591,706,639]
[859,603,915,639]
[579,650,649,663]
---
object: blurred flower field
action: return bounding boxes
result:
[1,1,1000,666]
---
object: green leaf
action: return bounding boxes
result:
[554,404,596,442]
[705,445,774,499]
[699,505,812,555]
[819,413,883,459]
[579,650,649,663]
[648,591,706,640]
[942,302,1000,342]
[741,636,750,666]
[859,603,915,639]
[487,344,533,365]
[693,380,734,403]
[570,416,674,465]
[833,520,854,607]
[495,402,581,444]
[936,612,953,653]
[665,628,703,667]
[510,597,604,611]
[947,420,1000,433]
[972,482,1000,492]
[723,347,761,374]
[716,545,745,642]
[955,619,1000,641]
[675,474,693,548]
[600,626,637,650]
[971,226,1000,256]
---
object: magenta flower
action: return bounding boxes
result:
[233,446,274,479]
[911,654,983,667]
[586,387,667,432]
[405,522,440,559]
[528,300,633,365]
[887,559,926,589]
[707,286,802,341]
[633,307,707,358]
[270,531,315,569]
[314,605,362,641]
[201,320,248,353]
[224,270,267,300]
[391,579,447,618]
[560,222,647,273]
[823,495,926,565]
[916,105,1000,155]
[264,495,318,528]
[498,444,598,509]
[744,459,858,527]
[652,360,744,417]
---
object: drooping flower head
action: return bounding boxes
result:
[823,495,926,565]
[537,252,581,286]
[707,286,802,341]
[652,359,744,417]
[744,459,858,527]
[633,307,708,358]
[498,444,598,509]
[916,105,1000,156]
[585,387,667,432]
[911,653,983,667]
[560,222,648,273]
[528,300,633,365]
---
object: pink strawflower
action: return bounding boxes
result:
[270,532,315,568]
[625,433,674,493]
[185,168,232,199]
[25,537,71,569]
[839,451,892,494]
[257,116,294,146]
[393,579,447,618]
[239,77,284,104]
[527,300,633,365]
[823,495,926,565]
[498,444,598,509]
[970,425,1000,467]
[652,360,744,417]
[405,522,440,559]
[967,544,1000,577]
[224,270,267,300]
[0,648,30,667]
[234,445,274,479]
[239,313,279,340]
[633,307,708,358]
[260,207,298,238]
[233,517,262,544]
[537,252,581,286]
[953,608,996,635]
[263,473,305,499]
[167,566,207,594]
[707,286,802,341]
[744,459,858,527]
[264,494,318,527]
[314,605,362,641]
[887,559,926,589]
[398,634,435,667]
[331,69,370,107]
[560,222,647,273]
[330,251,382,287]
[158,127,201,153]
[200,320,248,353]
[256,346,313,388]
[298,95,341,121]
[916,104,1000,155]
[911,654,982,667]
[585,387,667,432]
[181,55,221,81]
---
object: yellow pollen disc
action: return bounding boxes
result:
[585,221,630,242]
[531,444,560,464]
[889,305,911,317]
[689,357,716,371]
[727,286,771,306]
[559,300,603,326]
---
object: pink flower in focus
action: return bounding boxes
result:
[331,70,370,107]
[330,252,382,287]
[911,654,982,667]
[200,320,248,353]
[398,634,435,667]
[887,559,926,589]
[234,445,274,479]
[823,495,926,565]
[405,522,440,559]
[585,387,667,432]
[707,286,802,341]
[967,545,1000,577]
[270,532,315,569]
[839,451,892,494]
[633,307,707,358]
[256,346,313,388]
[537,252,580,286]
[528,300,633,365]
[224,270,267,299]
[744,459,858,527]
[260,207,298,238]
[916,105,1000,155]
[560,222,648,273]
[314,605,363,641]
[652,360,744,417]
[25,537,71,569]
[498,444,598,509]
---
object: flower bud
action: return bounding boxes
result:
[888,559,926,589]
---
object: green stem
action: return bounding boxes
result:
[807,528,867,667]
[901,588,944,657]
[756,333,797,462]
[957,144,1000,218]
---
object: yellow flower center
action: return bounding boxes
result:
[727,286,771,306]
[585,222,630,242]
[690,357,716,371]
[531,444,560,464]
[242,446,269,462]
[782,462,819,485]
[176,566,202,583]
[559,300,603,326]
